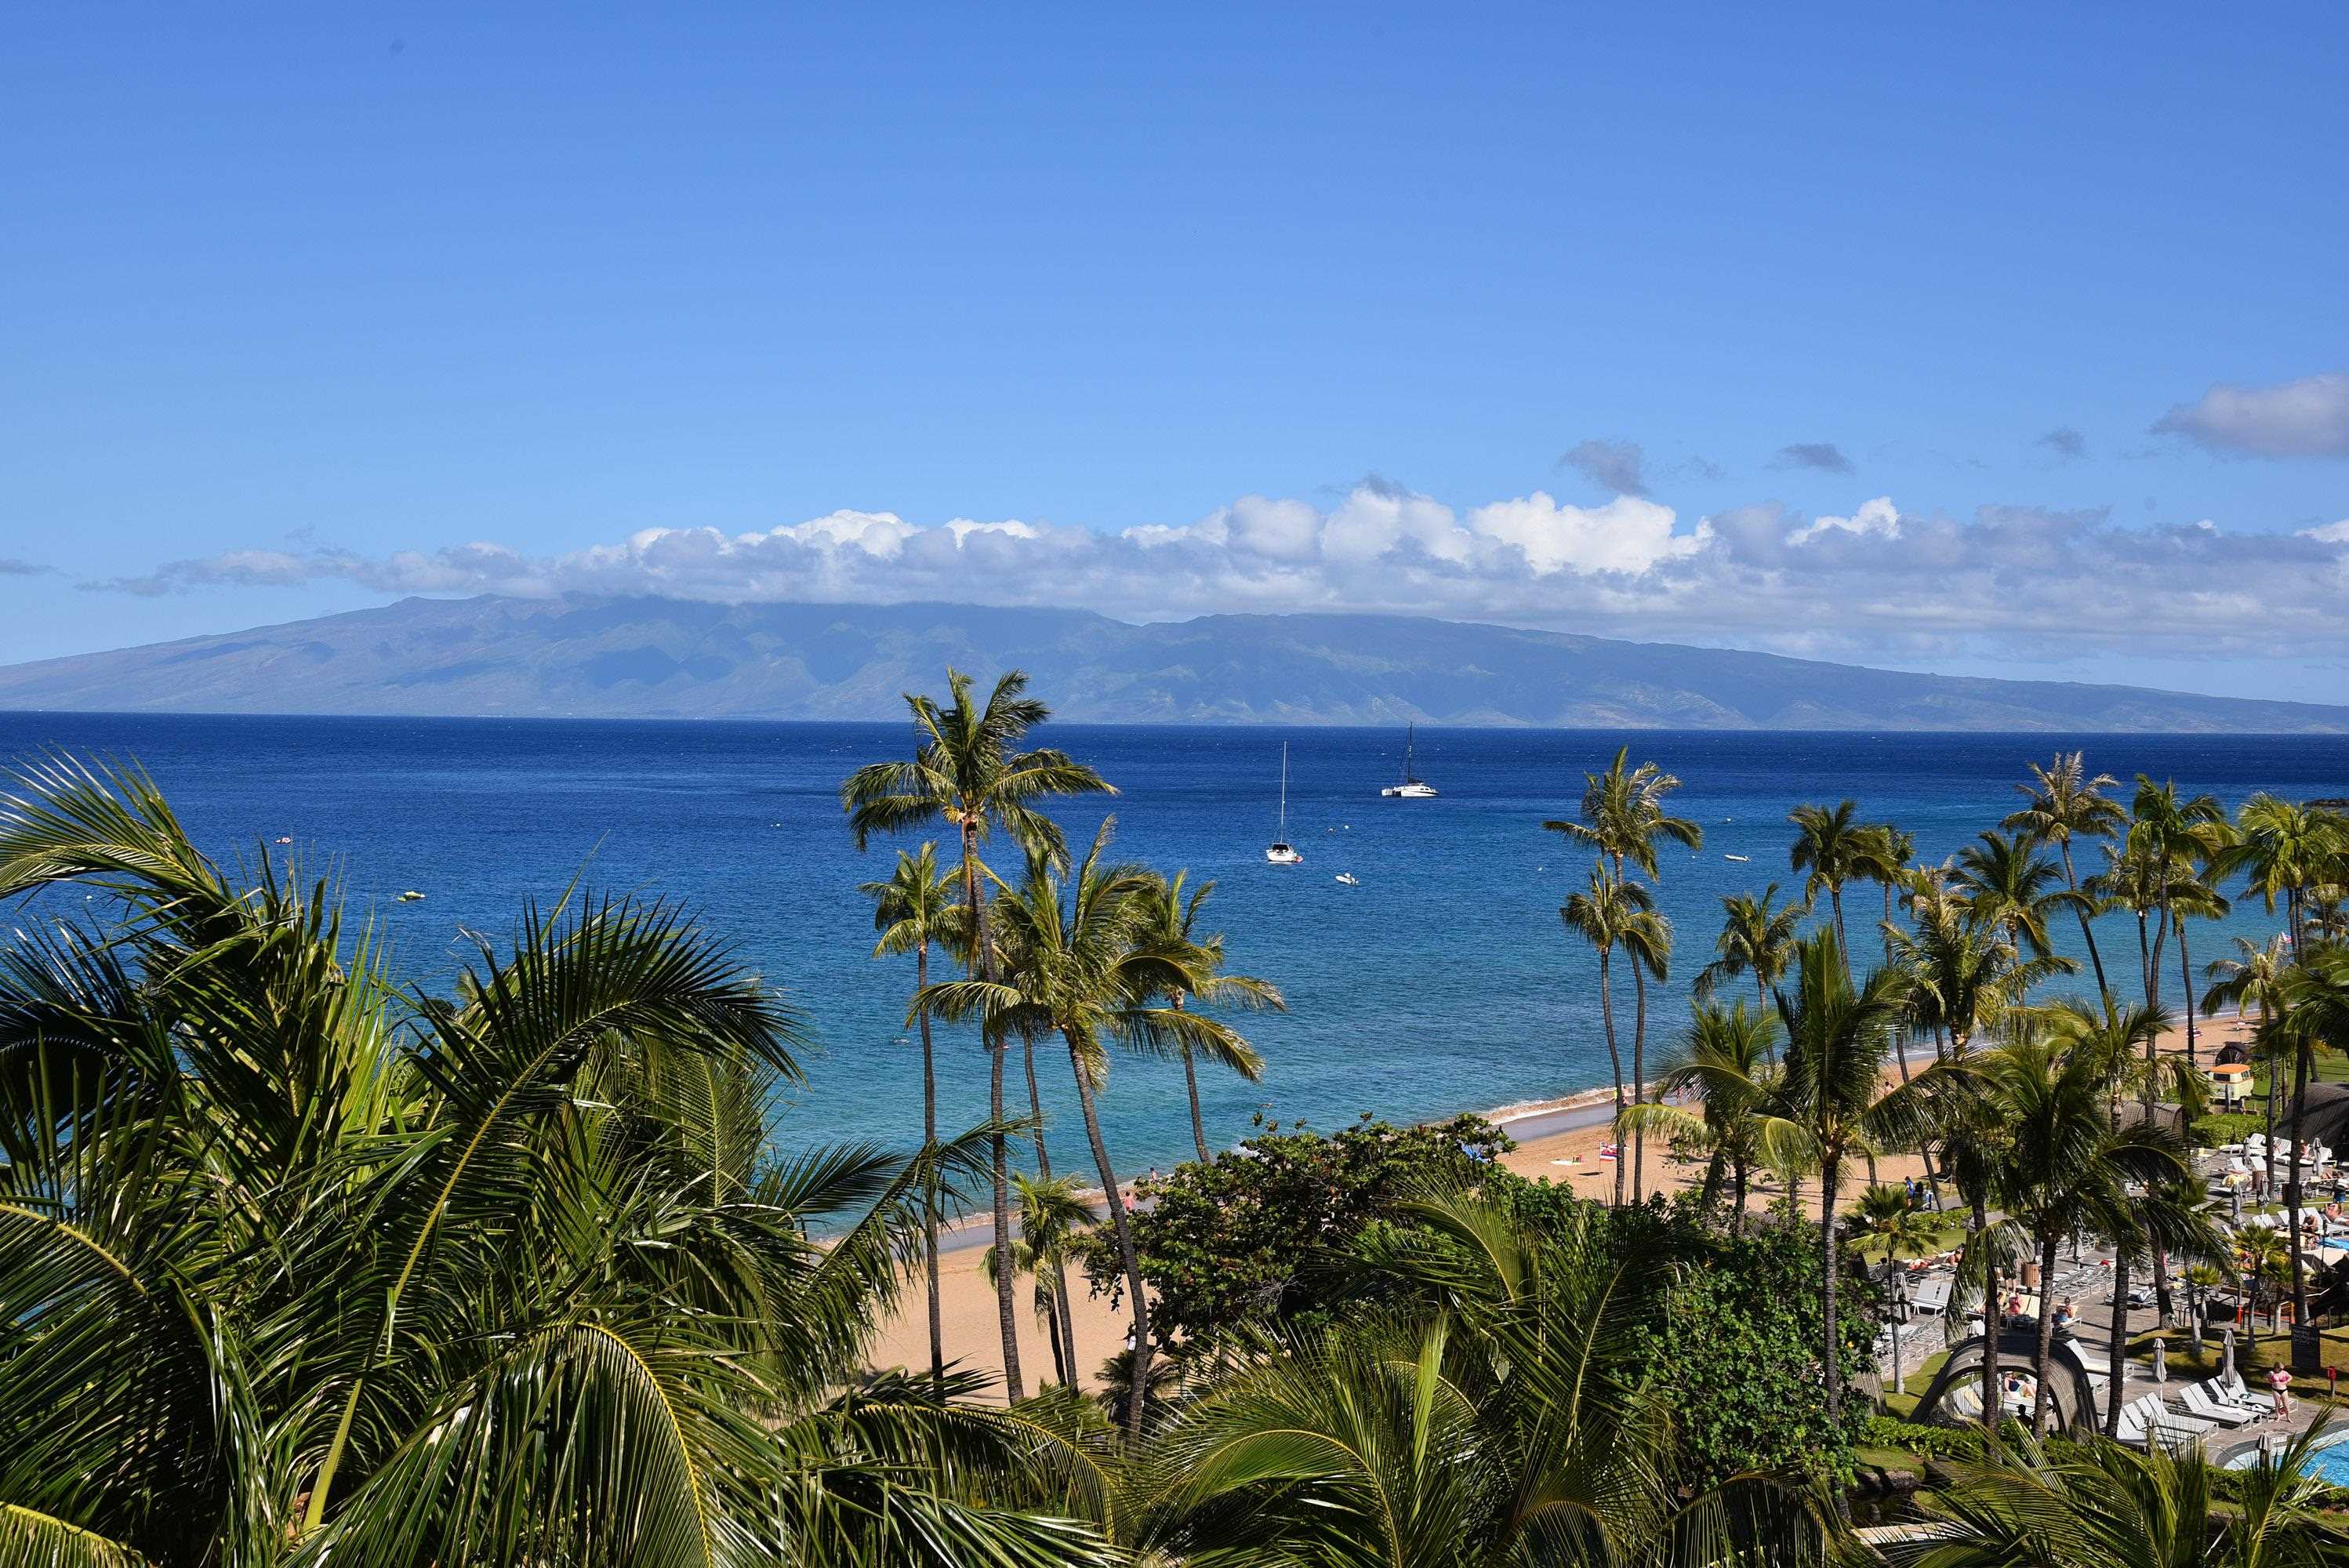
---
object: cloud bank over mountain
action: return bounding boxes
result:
[78,478,2349,671]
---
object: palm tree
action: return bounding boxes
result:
[1772,926,1926,1424]
[1896,1420,2349,1567]
[1129,869,1283,1163]
[0,757,1118,1565]
[1542,742,1702,885]
[2003,751,2126,1004]
[842,666,1115,1400]
[862,841,966,1392]
[1618,1001,1794,1232]
[2206,934,2293,1192]
[1886,890,2068,1061]
[1859,822,1915,972]
[1974,1026,2191,1433]
[2129,776,2228,1014]
[1788,800,1868,962]
[1695,882,1807,1018]
[2272,946,2349,1327]
[2166,852,2232,1072]
[981,1172,1098,1388]
[917,819,1217,1437]
[1853,1182,1943,1407]
[2221,795,2349,966]
[1135,1188,1828,1565]
[1951,829,2089,1004]
[1563,869,1661,1207]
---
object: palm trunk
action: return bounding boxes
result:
[1019,1029,1077,1384]
[964,820,1024,1401]
[1043,1280,1069,1385]
[1700,1149,1725,1215]
[917,939,944,1394]
[2104,1247,2130,1439]
[1820,1149,1845,1423]
[1731,1160,1749,1236]
[2059,842,2112,1005]
[2029,1229,2060,1434]
[1973,1195,1999,1456]
[1596,949,1625,1207]
[1831,887,1848,971]
[1177,996,1210,1164]
[2178,916,2197,1072]
[2289,1040,2313,1328]
[2137,909,2154,1011]
[1066,1030,1153,1436]
[1631,960,1649,1203]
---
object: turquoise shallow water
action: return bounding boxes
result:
[2,714,2344,1181]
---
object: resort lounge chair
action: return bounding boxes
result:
[1944,1384,1983,1420]
[2128,1392,2215,1439]
[2178,1383,2260,1426]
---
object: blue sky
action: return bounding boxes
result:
[4,5,2346,698]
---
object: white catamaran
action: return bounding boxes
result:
[1265,743,1303,864]
[1380,724,1438,798]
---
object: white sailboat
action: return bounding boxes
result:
[1380,724,1439,798]
[1265,744,1303,864]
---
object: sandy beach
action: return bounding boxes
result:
[867,1010,2263,1396]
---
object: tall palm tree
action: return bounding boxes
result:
[1128,869,1283,1163]
[1951,829,2089,1001]
[1695,882,1807,1018]
[2003,751,2126,1004]
[1859,822,1915,972]
[1562,869,1663,1206]
[917,819,1216,1437]
[1771,926,1926,1424]
[1974,1025,2191,1433]
[1894,1420,2349,1567]
[2205,934,2293,1192]
[842,666,1115,1401]
[1788,800,1868,962]
[862,841,966,1392]
[0,757,1117,1565]
[2129,776,2228,1014]
[1618,1000,1795,1232]
[981,1172,1098,1389]
[1886,891,2068,1061]
[2166,852,2231,1072]
[2220,795,2349,967]
[1542,743,1703,885]
[2272,946,2349,1327]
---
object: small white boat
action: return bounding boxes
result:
[1265,744,1303,865]
[1380,724,1439,797]
[398,890,426,902]
[1334,873,1360,887]
[1723,853,1750,862]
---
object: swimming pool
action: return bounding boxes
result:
[2225,1425,2349,1478]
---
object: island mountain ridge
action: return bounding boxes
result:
[0,594,2340,732]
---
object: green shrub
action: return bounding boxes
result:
[2191,1111,2267,1149]
[1859,1414,1986,1461]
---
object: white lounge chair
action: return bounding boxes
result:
[2130,1392,2216,1439]
[2179,1383,2259,1426]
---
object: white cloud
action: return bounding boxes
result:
[2155,372,2349,458]
[78,481,2349,666]
[1787,495,1901,546]
[1465,492,1697,575]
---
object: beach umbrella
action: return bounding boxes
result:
[2153,1337,2168,1385]
[2221,1327,2239,1390]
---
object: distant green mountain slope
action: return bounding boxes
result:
[1,594,2341,731]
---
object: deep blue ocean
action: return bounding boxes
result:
[3,713,2345,1181]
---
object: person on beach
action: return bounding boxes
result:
[2271,1363,2293,1419]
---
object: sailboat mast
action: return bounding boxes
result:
[1278,742,1289,836]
